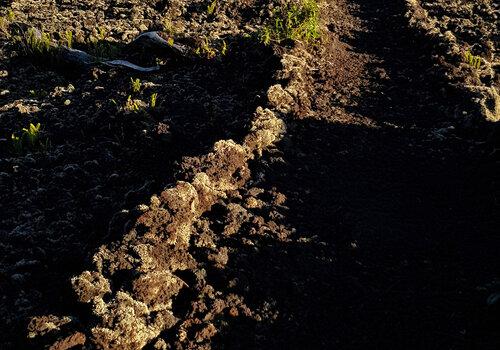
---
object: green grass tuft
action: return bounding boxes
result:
[23,28,53,56]
[11,122,49,154]
[65,30,73,48]
[207,0,217,16]
[464,50,481,69]
[150,93,158,108]
[87,27,122,59]
[260,0,320,46]
[130,78,142,93]
[125,95,141,112]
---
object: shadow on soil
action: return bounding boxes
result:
[216,119,500,350]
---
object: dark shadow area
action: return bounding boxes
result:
[0,36,279,349]
[213,117,500,350]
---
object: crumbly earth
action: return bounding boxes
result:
[406,0,499,122]
[0,0,499,349]
[0,1,283,348]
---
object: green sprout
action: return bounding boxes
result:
[167,37,174,46]
[130,78,142,93]
[261,27,271,46]
[11,134,23,154]
[125,95,141,112]
[162,18,177,36]
[150,93,158,108]
[65,30,73,48]
[89,37,120,59]
[98,26,107,41]
[195,37,217,59]
[221,40,228,56]
[22,122,41,147]
[86,26,121,58]
[7,9,15,21]
[207,0,217,16]
[194,37,229,59]
[23,28,52,56]
[11,122,49,154]
[464,50,481,69]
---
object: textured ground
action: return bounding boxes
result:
[0,0,499,349]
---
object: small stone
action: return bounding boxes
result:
[136,204,149,212]
[178,329,187,342]
[64,99,71,106]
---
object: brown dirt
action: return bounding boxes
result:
[1,0,499,349]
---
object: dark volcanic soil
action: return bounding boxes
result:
[0,19,279,350]
[182,0,500,349]
[0,0,499,349]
